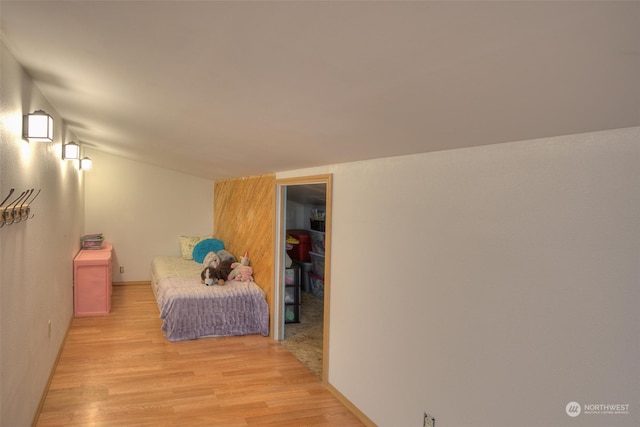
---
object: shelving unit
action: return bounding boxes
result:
[284,263,301,323]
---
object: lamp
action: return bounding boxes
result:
[80,157,93,170]
[79,157,93,170]
[62,141,80,160]
[23,110,54,142]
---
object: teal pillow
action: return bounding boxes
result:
[192,238,225,263]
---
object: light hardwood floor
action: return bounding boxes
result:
[35,284,364,426]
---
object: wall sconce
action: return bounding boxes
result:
[23,110,54,142]
[79,157,93,170]
[62,141,80,160]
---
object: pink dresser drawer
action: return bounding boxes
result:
[74,244,113,316]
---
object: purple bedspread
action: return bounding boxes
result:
[156,276,269,342]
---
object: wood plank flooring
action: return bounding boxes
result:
[35,284,364,426]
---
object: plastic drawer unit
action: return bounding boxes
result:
[73,243,113,316]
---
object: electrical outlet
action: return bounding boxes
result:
[48,320,52,338]
[423,412,435,427]
[120,266,124,273]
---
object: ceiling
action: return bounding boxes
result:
[287,183,326,207]
[1,1,638,181]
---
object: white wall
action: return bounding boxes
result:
[1,41,84,426]
[277,127,640,427]
[84,149,214,281]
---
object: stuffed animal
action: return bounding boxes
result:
[201,265,216,286]
[201,259,234,286]
[228,251,250,281]
[202,250,237,271]
[233,265,254,282]
[216,250,236,264]
[202,251,220,270]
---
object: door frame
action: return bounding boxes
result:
[274,174,332,384]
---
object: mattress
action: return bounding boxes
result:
[150,256,269,341]
[150,255,203,298]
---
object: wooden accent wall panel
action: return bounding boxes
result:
[214,174,275,326]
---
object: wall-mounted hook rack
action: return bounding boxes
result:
[0,188,15,207]
[22,188,41,220]
[0,188,41,228]
[2,189,26,227]
[13,189,33,224]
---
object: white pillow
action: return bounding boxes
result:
[179,235,210,260]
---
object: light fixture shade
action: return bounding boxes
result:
[79,157,93,170]
[62,141,80,160]
[23,110,54,141]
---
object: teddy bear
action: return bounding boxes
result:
[201,259,235,286]
[202,251,220,271]
[202,250,236,271]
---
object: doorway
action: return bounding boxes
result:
[275,175,332,383]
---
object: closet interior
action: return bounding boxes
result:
[281,183,327,378]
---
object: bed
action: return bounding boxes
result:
[151,255,269,342]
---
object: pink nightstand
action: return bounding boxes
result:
[73,243,113,316]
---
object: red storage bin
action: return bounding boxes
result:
[286,229,311,262]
